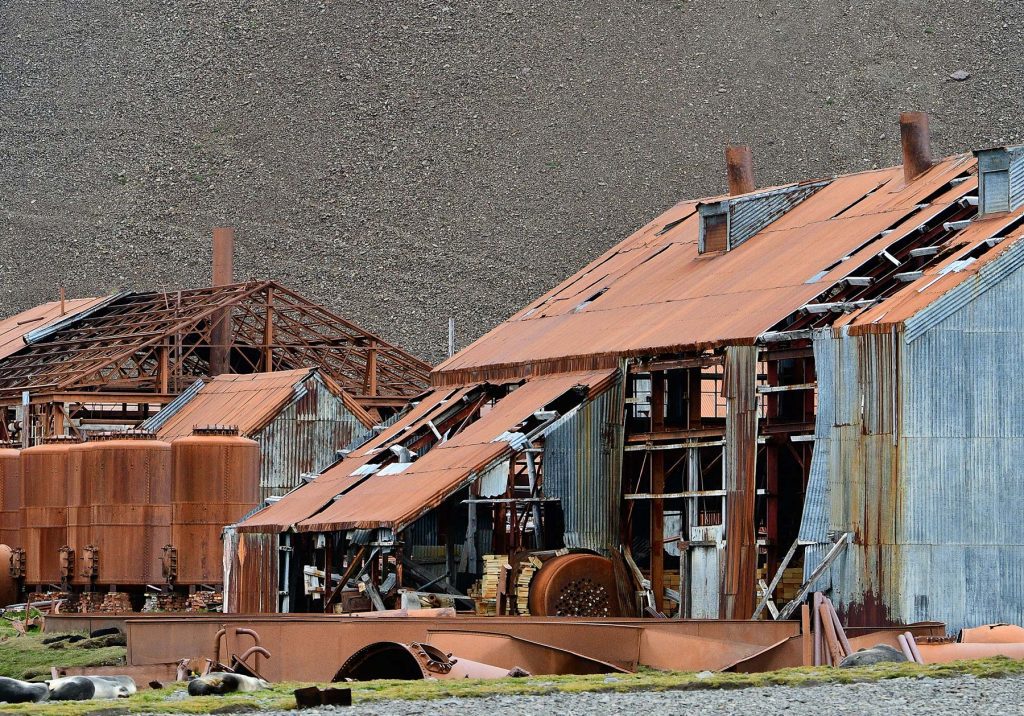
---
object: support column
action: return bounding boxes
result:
[650,370,665,613]
[720,346,759,619]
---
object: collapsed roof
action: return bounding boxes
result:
[0,281,431,408]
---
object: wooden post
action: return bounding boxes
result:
[687,366,702,429]
[157,345,169,394]
[801,603,813,666]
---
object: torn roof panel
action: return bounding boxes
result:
[434,154,985,383]
[0,296,108,362]
[235,385,467,533]
[295,368,616,532]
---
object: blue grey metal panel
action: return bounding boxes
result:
[138,378,205,432]
[727,181,829,250]
[257,375,372,501]
[542,375,624,554]
[798,330,835,591]
[893,251,1024,631]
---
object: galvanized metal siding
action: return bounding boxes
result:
[798,329,836,591]
[895,251,1024,631]
[800,327,902,626]
[542,375,624,553]
[727,181,829,250]
[255,377,372,501]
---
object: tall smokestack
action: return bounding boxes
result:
[725,145,755,196]
[899,111,933,183]
[210,227,234,375]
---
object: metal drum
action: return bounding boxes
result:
[21,436,78,586]
[85,431,171,586]
[0,442,22,549]
[170,425,260,585]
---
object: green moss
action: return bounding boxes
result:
[0,632,126,681]
[0,656,1021,714]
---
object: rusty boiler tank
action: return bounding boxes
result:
[0,442,22,550]
[169,425,260,585]
[84,431,171,586]
[66,438,96,586]
[20,436,78,586]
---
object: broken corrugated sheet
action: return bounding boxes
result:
[235,386,478,533]
[296,369,617,532]
[542,372,624,553]
[0,296,108,362]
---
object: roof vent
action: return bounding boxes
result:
[697,180,830,254]
[725,145,756,195]
[974,145,1024,216]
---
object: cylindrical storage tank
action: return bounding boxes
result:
[171,425,260,585]
[21,436,78,585]
[66,439,95,586]
[87,431,171,586]
[0,442,22,550]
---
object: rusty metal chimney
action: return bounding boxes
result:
[725,145,755,196]
[899,111,933,183]
[210,227,234,375]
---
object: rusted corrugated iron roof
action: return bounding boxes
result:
[146,368,374,440]
[237,369,616,533]
[0,296,108,362]
[434,155,989,383]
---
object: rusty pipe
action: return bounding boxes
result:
[234,628,261,648]
[237,645,271,672]
[725,145,755,195]
[899,111,933,182]
[210,226,234,376]
[212,627,227,665]
[917,642,1024,664]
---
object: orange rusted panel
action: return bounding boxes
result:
[432,155,977,384]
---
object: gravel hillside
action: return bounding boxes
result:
[2,1,1022,362]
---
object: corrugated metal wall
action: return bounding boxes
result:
[896,248,1024,631]
[256,376,372,501]
[542,373,624,554]
[802,243,1024,631]
[800,327,902,626]
[224,528,279,613]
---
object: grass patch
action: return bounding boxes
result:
[0,632,126,681]
[0,656,1021,714]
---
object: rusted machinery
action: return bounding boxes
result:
[20,436,78,585]
[527,553,622,617]
[75,431,172,586]
[0,442,22,549]
[166,426,260,585]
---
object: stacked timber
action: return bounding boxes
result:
[755,567,804,604]
[99,593,133,613]
[142,592,187,612]
[187,591,222,612]
[468,555,536,615]
[77,593,105,613]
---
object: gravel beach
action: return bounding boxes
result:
[269,673,1023,715]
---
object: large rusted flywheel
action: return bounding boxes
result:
[527,553,622,617]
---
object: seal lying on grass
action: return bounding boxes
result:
[188,673,270,696]
[839,643,908,668]
[47,675,137,700]
[0,676,49,703]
